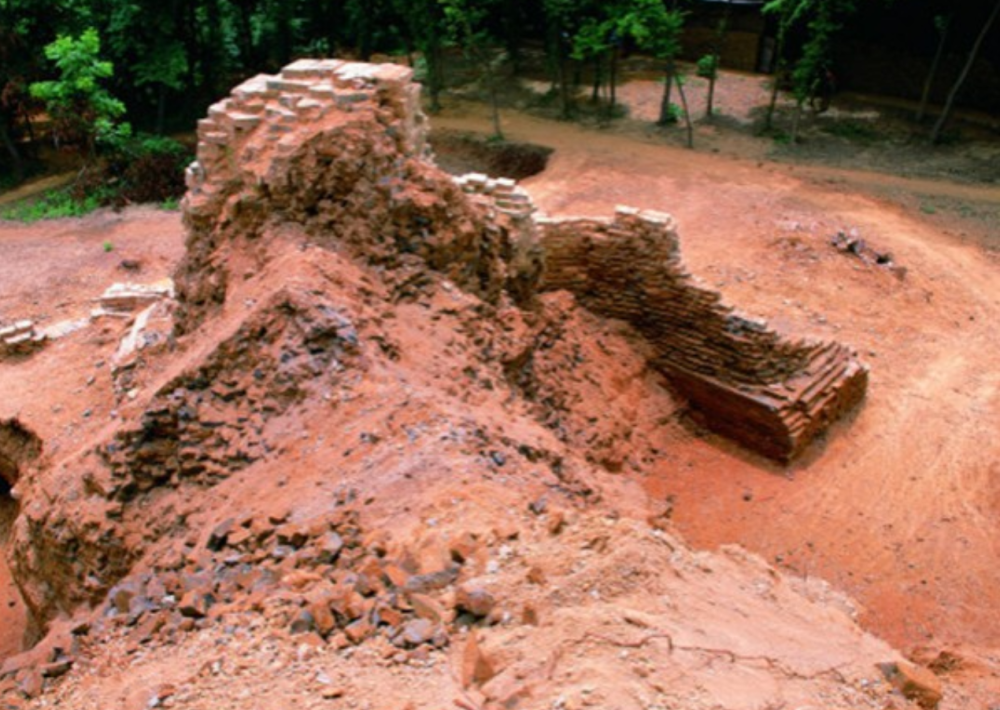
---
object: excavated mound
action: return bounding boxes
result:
[0,60,928,710]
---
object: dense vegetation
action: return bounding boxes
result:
[1,0,998,199]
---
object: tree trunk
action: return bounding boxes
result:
[591,56,602,103]
[557,43,572,119]
[658,59,676,125]
[609,48,618,110]
[706,0,734,120]
[0,119,24,181]
[790,99,803,143]
[917,15,951,123]
[676,76,694,149]
[425,43,444,113]
[156,84,167,135]
[487,68,503,140]
[931,0,1000,144]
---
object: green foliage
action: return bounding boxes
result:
[29,28,129,157]
[660,102,682,124]
[763,0,858,106]
[697,54,718,80]
[102,239,113,252]
[0,186,110,222]
[100,133,191,206]
[439,0,506,138]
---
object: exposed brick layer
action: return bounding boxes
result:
[538,209,868,462]
[180,59,866,463]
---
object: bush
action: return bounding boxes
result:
[68,133,190,208]
[696,54,718,80]
[105,134,191,206]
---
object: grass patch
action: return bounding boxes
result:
[919,202,937,215]
[0,186,111,222]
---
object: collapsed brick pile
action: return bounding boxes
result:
[539,208,868,461]
[4,495,510,699]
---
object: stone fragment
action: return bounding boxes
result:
[207,518,236,551]
[461,633,496,688]
[455,584,496,619]
[178,590,213,618]
[879,661,943,710]
[395,618,436,647]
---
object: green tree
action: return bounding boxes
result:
[30,27,130,160]
[616,0,686,128]
[440,0,505,139]
[393,0,448,112]
[542,0,587,119]
[931,0,1000,144]
[700,0,735,120]
[763,0,858,141]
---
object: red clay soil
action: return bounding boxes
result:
[0,75,997,708]
[434,101,1000,697]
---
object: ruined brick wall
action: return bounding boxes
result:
[178,59,520,333]
[538,208,868,462]
[179,58,866,462]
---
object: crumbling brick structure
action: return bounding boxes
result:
[539,209,867,461]
[180,59,866,462]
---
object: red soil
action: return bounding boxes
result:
[0,78,997,707]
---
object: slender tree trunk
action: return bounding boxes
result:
[932,0,1000,144]
[765,68,782,130]
[917,15,951,123]
[609,48,618,110]
[658,59,676,125]
[676,76,694,149]
[556,43,571,119]
[791,100,803,142]
[156,84,167,134]
[423,41,444,113]
[591,56,602,103]
[487,67,503,140]
[1,119,24,180]
[706,0,734,120]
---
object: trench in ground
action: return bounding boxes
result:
[0,420,40,660]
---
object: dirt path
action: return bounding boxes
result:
[436,99,1000,655]
[0,173,75,208]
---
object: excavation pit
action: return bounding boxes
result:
[0,419,41,659]
[429,129,553,180]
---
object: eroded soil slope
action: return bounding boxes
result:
[0,64,996,709]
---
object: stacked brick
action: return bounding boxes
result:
[0,321,46,359]
[538,207,867,462]
[95,282,174,317]
[454,173,536,220]
[184,59,425,223]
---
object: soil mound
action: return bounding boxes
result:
[0,60,933,710]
